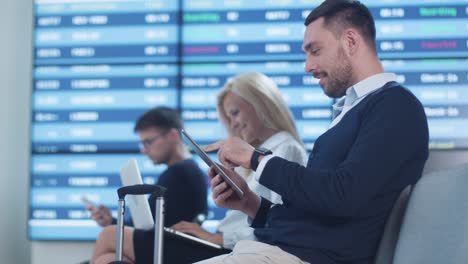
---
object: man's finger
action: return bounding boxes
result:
[215,188,234,205]
[212,181,229,198]
[207,166,217,178]
[210,175,223,188]
[204,140,225,152]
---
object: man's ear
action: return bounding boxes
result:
[342,28,360,56]
[168,128,180,141]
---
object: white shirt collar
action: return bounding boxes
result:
[333,72,397,108]
[353,72,397,98]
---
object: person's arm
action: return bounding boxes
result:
[207,135,307,222]
[258,142,308,204]
[258,89,428,218]
[209,167,261,219]
[205,137,254,169]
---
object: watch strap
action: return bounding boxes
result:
[250,147,272,171]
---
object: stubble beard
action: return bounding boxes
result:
[323,48,354,98]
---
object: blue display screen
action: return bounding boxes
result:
[30,0,468,240]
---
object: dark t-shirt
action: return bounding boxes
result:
[148,158,208,226]
[133,158,208,263]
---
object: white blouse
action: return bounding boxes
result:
[216,131,308,249]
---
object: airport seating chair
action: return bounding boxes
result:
[374,163,468,264]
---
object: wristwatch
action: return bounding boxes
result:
[250,147,272,171]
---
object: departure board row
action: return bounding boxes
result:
[35,0,468,64]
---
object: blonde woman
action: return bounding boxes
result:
[169,72,307,263]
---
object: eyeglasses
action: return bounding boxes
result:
[138,134,165,149]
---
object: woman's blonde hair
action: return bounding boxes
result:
[217,72,302,144]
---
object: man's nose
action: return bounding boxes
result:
[305,57,318,73]
[140,147,147,154]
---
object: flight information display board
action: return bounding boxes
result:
[30,0,468,240]
[35,0,179,64]
[182,0,468,62]
[30,0,181,240]
[384,59,468,149]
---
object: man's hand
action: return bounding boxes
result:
[208,166,261,218]
[205,137,255,169]
[170,221,223,245]
[86,204,113,227]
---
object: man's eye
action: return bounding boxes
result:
[311,49,320,55]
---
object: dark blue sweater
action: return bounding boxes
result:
[252,82,429,264]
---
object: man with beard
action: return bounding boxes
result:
[197,1,429,264]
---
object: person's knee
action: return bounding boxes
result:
[96,225,118,251]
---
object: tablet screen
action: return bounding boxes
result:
[181,129,244,199]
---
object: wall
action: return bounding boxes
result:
[424,150,468,174]
[0,1,98,263]
[0,0,32,263]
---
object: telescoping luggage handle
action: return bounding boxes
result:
[112,184,166,264]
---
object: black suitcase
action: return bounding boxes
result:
[109,184,166,264]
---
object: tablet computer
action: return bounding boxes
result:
[181,129,244,199]
[120,158,154,230]
[164,227,223,249]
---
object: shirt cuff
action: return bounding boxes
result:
[222,228,256,249]
[254,154,275,181]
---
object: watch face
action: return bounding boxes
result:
[256,147,272,155]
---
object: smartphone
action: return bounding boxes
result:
[81,196,95,207]
[181,129,244,199]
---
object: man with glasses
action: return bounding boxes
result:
[88,106,208,264]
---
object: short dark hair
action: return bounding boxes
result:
[133,106,183,133]
[305,0,376,52]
